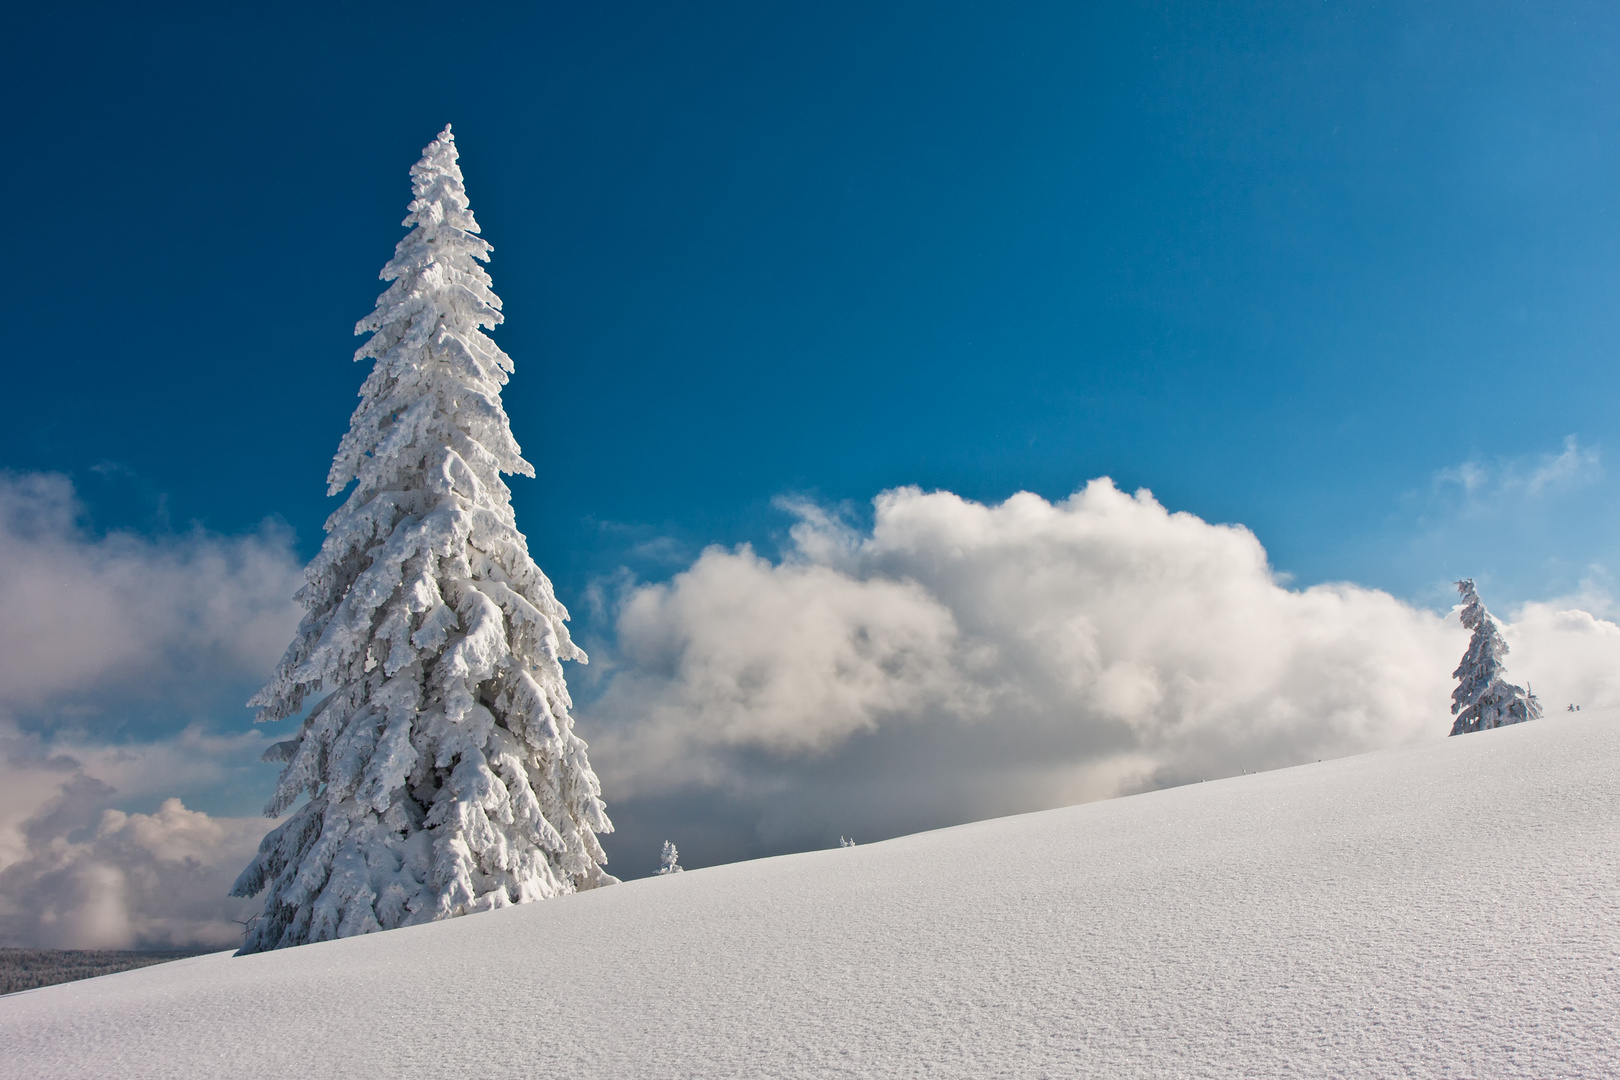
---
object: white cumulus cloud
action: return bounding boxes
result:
[584,480,1620,867]
[1501,599,1620,713]
[0,782,268,950]
[8,468,1616,919]
[0,472,300,948]
[0,472,299,712]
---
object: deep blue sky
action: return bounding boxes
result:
[7,0,1620,617]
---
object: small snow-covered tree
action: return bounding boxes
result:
[1450,579,1542,736]
[657,842,682,875]
[232,126,614,953]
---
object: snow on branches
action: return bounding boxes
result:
[657,842,683,875]
[1450,579,1542,737]
[233,126,615,953]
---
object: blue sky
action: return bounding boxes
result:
[4,2,1620,915]
[8,0,1618,603]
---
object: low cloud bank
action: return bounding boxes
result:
[0,472,298,713]
[1502,601,1620,712]
[586,480,1620,872]
[0,781,267,949]
[0,473,300,948]
[6,470,1618,934]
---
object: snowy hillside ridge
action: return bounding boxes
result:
[232,125,612,954]
[6,714,1615,1080]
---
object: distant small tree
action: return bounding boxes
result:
[839,836,856,848]
[1450,579,1542,736]
[658,842,683,875]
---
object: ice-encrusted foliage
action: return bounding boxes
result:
[657,841,682,875]
[233,126,614,953]
[1450,579,1541,736]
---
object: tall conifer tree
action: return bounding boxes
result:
[233,127,614,953]
[1450,579,1541,736]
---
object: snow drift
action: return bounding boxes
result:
[2,712,1615,1079]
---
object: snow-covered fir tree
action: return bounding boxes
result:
[657,842,682,875]
[1450,579,1542,736]
[232,126,614,953]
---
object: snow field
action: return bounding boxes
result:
[3,712,1615,1079]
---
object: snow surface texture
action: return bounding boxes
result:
[232,126,612,953]
[1451,578,1542,736]
[5,713,1615,1079]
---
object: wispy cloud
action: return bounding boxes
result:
[1434,434,1601,507]
[1393,435,1614,607]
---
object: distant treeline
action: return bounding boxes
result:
[0,948,212,995]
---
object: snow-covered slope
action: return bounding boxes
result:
[4,714,1616,1079]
